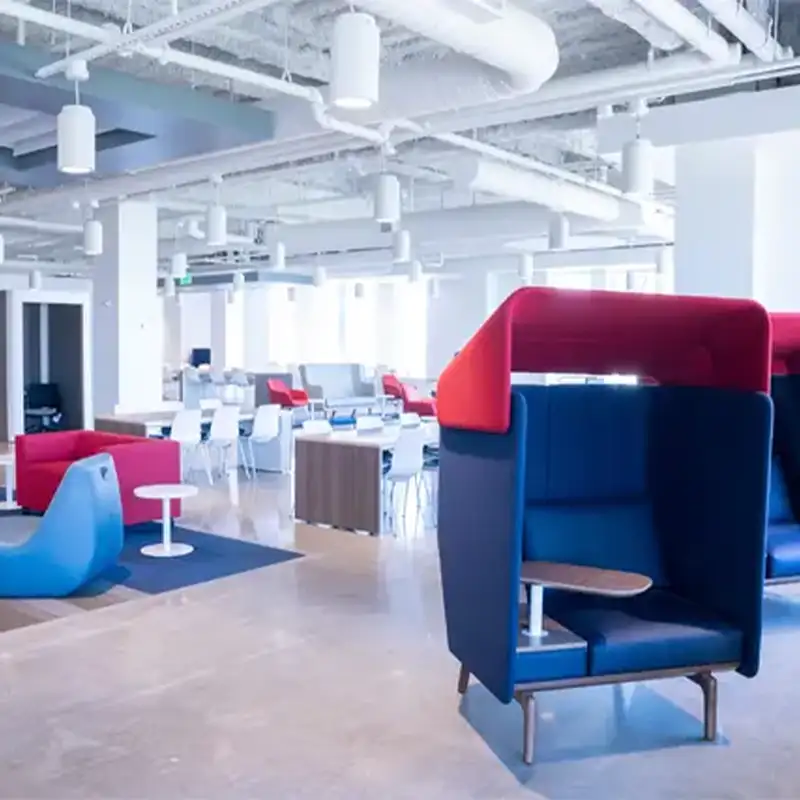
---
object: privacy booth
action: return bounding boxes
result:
[436,288,772,765]
[765,313,800,582]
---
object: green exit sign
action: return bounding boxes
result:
[178,275,192,286]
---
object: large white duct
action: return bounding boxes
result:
[694,0,789,62]
[354,0,559,92]
[451,158,622,221]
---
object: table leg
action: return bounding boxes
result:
[140,497,195,558]
[524,584,546,638]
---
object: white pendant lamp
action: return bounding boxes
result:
[287,286,296,302]
[272,240,286,270]
[548,215,569,250]
[409,260,423,283]
[375,174,401,224]
[622,137,655,197]
[206,204,228,247]
[313,266,327,288]
[0,233,5,265]
[429,277,441,300]
[518,253,534,286]
[171,252,188,279]
[29,270,42,290]
[232,271,245,293]
[330,12,380,110]
[354,282,365,299]
[58,62,95,175]
[83,219,103,256]
[393,229,411,263]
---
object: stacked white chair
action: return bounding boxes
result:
[400,412,422,427]
[205,405,249,478]
[383,426,428,530]
[169,408,212,484]
[244,404,282,477]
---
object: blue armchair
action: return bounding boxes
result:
[436,288,772,765]
[0,453,124,597]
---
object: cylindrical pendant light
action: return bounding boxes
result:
[429,277,441,300]
[287,286,296,302]
[226,287,236,304]
[164,277,176,297]
[622,138,655,197]
[375,173,401,224]
[83,219,103,256]
[518,253,534,286]
[206,204,227,247]
[548,215,569,250]
[0,233,6,265]
[409,260,423,283]
[393,229,411,263]
[354,282,365,299]
[330,12,380,110]
[232,271,245,293]
[171,251,188,279]
[272,240,286,270]
[57,104,96,175]
[29,270,42,290]
[313,266,327,287]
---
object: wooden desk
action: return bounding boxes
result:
[519,560,652,644]
[294,423,439,535]
[95,408,254,438]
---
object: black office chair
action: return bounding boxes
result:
[24,383,63,433]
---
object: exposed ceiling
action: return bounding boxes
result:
[0,0,791,279]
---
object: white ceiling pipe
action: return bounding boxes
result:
[452,158,621,221]
[0,216,82,234]
[694,0,789,62]
[585,0,685,51]
[629,0,737,62]
[353,0,559,92]
[36,0,288,79]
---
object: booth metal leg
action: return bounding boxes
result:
[689,672,718,741]
[519,692,536,765]
[457,663,470,695]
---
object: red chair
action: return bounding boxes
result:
[15,430,181,526]
[382,374,437,417]
[267,378,309,409]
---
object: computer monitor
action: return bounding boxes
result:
[190,348,211,367]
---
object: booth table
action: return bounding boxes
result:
[294,423,439,535]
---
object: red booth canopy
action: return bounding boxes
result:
[771,313,800,375]
[437,288,771,433]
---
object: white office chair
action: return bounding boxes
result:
[356,416,384,433]
[169,408,212,484]
[400,412,422,427]
[199,397,222,411]
[245,404,281,477]
[302,419,333,435]
[384,427,428,530]
[205,405,249,478]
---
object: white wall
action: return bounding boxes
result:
[178,292,211,361]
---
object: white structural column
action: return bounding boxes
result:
[674,132,800,310]
[93,200,163,414]
[427,270,493,378]
[210,288,245,370]
[162,295,183,367]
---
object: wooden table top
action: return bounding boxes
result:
[520,561,652,597]
[295,423,439,450]
[102,408,254,426]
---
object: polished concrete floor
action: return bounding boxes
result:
[2,472,800,798]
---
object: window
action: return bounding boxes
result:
[342,281,378,365]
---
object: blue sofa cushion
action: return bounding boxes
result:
[546,589,743,676]
[769,460,793,524]
[525,502,666,586]
[766,525,800,578]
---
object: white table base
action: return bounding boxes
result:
[524,584,546,638]
[141,496,194,558]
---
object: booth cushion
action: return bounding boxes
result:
[515,644,587,685]
[769,460,793,524]
[525,503,666,586]
[766,526,800,578]
[546,589,743,676]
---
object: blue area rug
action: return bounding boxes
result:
[88,524,302,595]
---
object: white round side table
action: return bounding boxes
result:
[134,483,199,558]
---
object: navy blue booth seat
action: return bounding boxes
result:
[765,314,800,582]
[436,288,772,765]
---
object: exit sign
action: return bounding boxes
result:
[178,275,192,286]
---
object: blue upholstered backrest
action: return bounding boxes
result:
[518,383,771,678]
[520,385,667,585]
[769,459,793,524]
